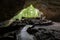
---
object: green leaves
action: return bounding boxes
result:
[22,5,39,18]
[13,5,40,20]
[3,4,41,27]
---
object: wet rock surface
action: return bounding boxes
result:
[27,22,60,40]
[0,18,60,40]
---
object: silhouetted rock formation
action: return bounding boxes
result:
[0,0,25,22]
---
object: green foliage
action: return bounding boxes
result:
[3,4,41,27]
[13,4,40,20]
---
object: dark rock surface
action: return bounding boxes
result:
[0,0,25,22]
[27,22,60,40]
[0,19,60,40]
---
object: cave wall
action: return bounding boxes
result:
[24,0,60,22]
[0,0,25,22]
[0,0,60,22]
